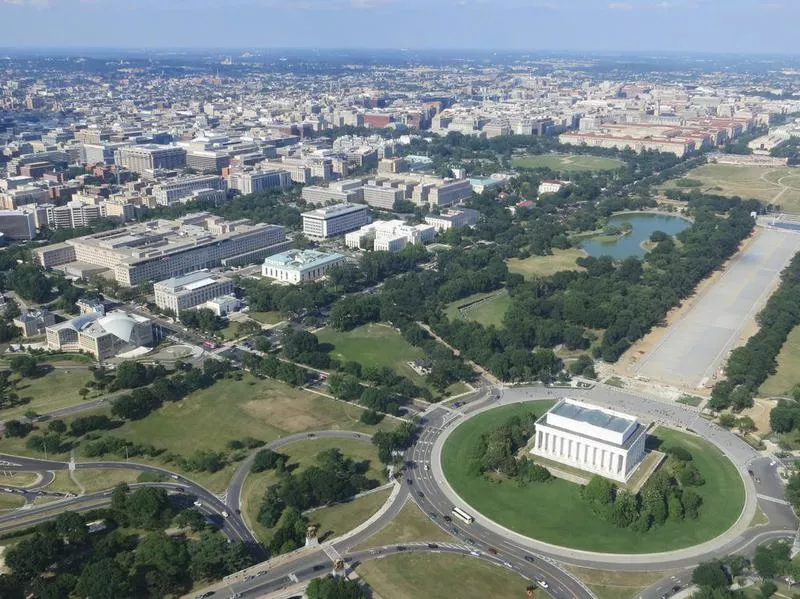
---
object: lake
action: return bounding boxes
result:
[580,213,690,260]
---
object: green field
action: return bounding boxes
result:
[240,437,385,544]
[356,500,451,549]
[445,290,511,328]
[310,487,391,542]
[248,311,285,326]
[512,153,625,172]
[759,325,800,397]
[566,566,675,599]
[507,248,587,279]
[0,369,94,419]
[0,375,392,492]
[662,163,800,213]
[358,552,549,599]
[442,403,745,553]
[0,493,24,511]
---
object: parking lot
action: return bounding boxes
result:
[633,227,800,388]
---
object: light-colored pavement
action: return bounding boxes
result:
[633,227,800,388]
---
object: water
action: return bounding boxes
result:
[580,213,690,260]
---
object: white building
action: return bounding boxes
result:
[424,208,481,232]
[530,398,648,483]
[45,310,154,360]
[262,249,345,284]
[538,179,570,195]
[345,220,435,252]
[204,294,240,316]
[228,169,292,195]
[153,270,235,314]
[152,175,227,206]
[301,203,369,238]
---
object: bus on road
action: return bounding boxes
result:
[452,507,474,524]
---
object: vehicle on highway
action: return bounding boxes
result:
[524,555,535,563]
[451,506,474,524]
[424,463,430,471]
[487,547,498,555]
[255,571,268,577]
[429,511,437,518]
[221,511,229,518]
[427,543,439,549]
[313,564,325,571]
[307,433,315,438]
[466,538,475,545]
[470,550,480,557]
[170,474,179,480]
[536,579,549,589]
[396,545,407,551]
[502,561,513,569]
[229,593,241,599]
[406,478,413,485]
[195,592,215,598]
[193,501,202,508]
[451,527,459,535]
[443,515,452,522]
[672,586,681,593]
[417,491,424,498]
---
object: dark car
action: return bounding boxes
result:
[417,491,424,498]
[466,538,475,545]
[672,586,681,593]
[429,511,438,518]
[487,547,498,555]
[406,478,413,485]
[427,543,439,549]
[524,555,536,563]
[443,515,452,522]
[396,545,407,551]
[312,565,325,571]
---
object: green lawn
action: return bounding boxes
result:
[0,369,94,419]
[0,493,24,511]
[355,500,451,549]
[358,552,549,599]
[566,566,674,599]
[240,437,386,544]
[512,153,624,172]
[442,403,745,553]
[74,468,143,493]
[248,311,285,326]
[661,163,800,213]
[445,290,511,328]
[0,375,393,492]
[507,248,586,279]
[759,324,800,397]
[311,487,391,542]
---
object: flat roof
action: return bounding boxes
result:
[263,249,343,270]
[550,401,634,434]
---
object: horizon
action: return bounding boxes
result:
[0,0,797,54]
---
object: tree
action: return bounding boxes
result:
[692,560,731,588]
[754,541,791,579]
[55,511,89,545]
[4,420,33,438]
[737,416,756,435]
[188,531,252,581]
[306,575,366,599]
[9,354,39,378]
[135,532,190,595]
[718,413,738,429]
[4,533,64,581]
[74,558,131,599]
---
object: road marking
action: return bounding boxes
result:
[758,494,791,506]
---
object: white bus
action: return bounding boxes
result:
[451,507,474,524]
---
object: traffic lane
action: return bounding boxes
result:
[641,568,694,599]
[333,484,410,552]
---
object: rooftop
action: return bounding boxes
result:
[549,400,635,434]
[302,203,367,219]
[263,249,344,270]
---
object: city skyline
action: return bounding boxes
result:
[0,0,798,54]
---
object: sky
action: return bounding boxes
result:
[0,0,797,54]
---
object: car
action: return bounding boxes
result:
[487,547,498,555]
[524,555,535,563]
[429,512,437,518]
[502,561,513,569]
[417,491,424,498]
[396,546,407,551]
[170,474,180,480]
[193,500,202,508]
[466,538,475,545]
[406,478,413,485]
[229,594,241,599]
[424,464,430,471]
[307,433,315,438]
[672,586,681,593]
[443,515,452,522]
[451,527,459,535]
[221,511,229,518]
[536,579,549,589]
[470,550,480,557]
[427,543,439,549]
[312,564,325,571]
[353,433,360,438]
[195,592,215,599]
[770,460,776,466]
[255,571,268,577]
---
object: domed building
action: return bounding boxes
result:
[46,310,154,360]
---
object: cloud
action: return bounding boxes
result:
[607,2,633,8]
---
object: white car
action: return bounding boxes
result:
[537,579,549,589]
[470,550,480,557]
[193,500,202,508]
[221,511,229,518]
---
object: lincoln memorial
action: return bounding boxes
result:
[531,398,648,483]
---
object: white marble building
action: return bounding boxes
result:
[531,398,648,483]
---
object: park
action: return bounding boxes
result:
[442,402,745,553]
[511,153,625,172]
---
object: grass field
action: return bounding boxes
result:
[358,552,549,599]
[0,472,40,487]
[0,493,24,511]
[356,499,451,549]
[759,325,800,397]
[0,375,392,492]
[445,290,511,328]
[512,153,624,172]
[662,163,800,213]
[566,566,674,599]
[310,487,391,542]
[507,248,586,279]
[74,469,143,493]
[240,437,385,544]
[249,311,285,326]
[442,404,745,553]
[0,369,94,419]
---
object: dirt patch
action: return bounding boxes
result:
[242,397,325,432]
[740,398,776,436]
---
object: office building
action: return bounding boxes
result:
[152,175,227,206]
[13,309,56,338]
[301,203,369,238]
[46,310,154,360]
[154,270,235,314]
[262,249,345,284]
[424,208,481,231]
[114,145,187,174]
[186,150,231,174]
[530,398,649,483]
[204,295,240,316]
[345,220,435,252]
[35,213,289,286]
[363,184,405,210]
[0,209,37,240]
[0,186,49,210]
[228,169,292,195]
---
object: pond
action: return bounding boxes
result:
[580,213,690,260]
